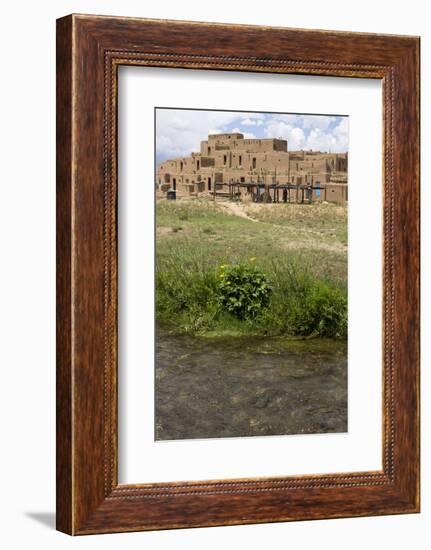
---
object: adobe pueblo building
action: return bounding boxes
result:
[156,132,348,204]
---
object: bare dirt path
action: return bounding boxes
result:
[217,200,259,222]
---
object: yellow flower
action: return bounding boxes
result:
[249,257,256,262]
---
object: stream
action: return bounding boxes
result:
[155,329,347,440]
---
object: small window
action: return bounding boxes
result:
[239,155,242,166]
[224,155,227,165]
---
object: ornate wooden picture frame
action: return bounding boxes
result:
[56,14,420,535]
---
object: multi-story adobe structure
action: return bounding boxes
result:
[156,132,348,204]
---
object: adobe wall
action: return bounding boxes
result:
[156,132,348,204]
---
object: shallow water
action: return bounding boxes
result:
[155,330,347,440]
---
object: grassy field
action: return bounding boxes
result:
[244,202,348,247]
[156,198,347,338]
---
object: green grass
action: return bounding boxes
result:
[244,202,348,246]
[156,198,347,338]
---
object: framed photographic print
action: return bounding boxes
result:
[56,14,420,535]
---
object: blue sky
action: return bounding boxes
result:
[156,108,348,165]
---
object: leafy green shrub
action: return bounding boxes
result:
[155,237,347,338]
[217,263,271,320]
[286,281,347,338]
[267,259,347,338]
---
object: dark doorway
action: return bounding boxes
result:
[208,177,212,191]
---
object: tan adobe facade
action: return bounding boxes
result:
[156,132,348,204]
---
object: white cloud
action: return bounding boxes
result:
[305,128,337,151]
[289,127,306,150]
[299,115,336,131]
[331,117,349,152]
[156,109,268,161]
[156,109,243,161]
[263,121,306,150]
[156,110,348,162]
[241,118,257,126]
[230,127,257,139]
[240,115,265,126]
[333,117,349,141]
[266,114,334,130]
[266,115,348,153]
[304,118,348,152]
